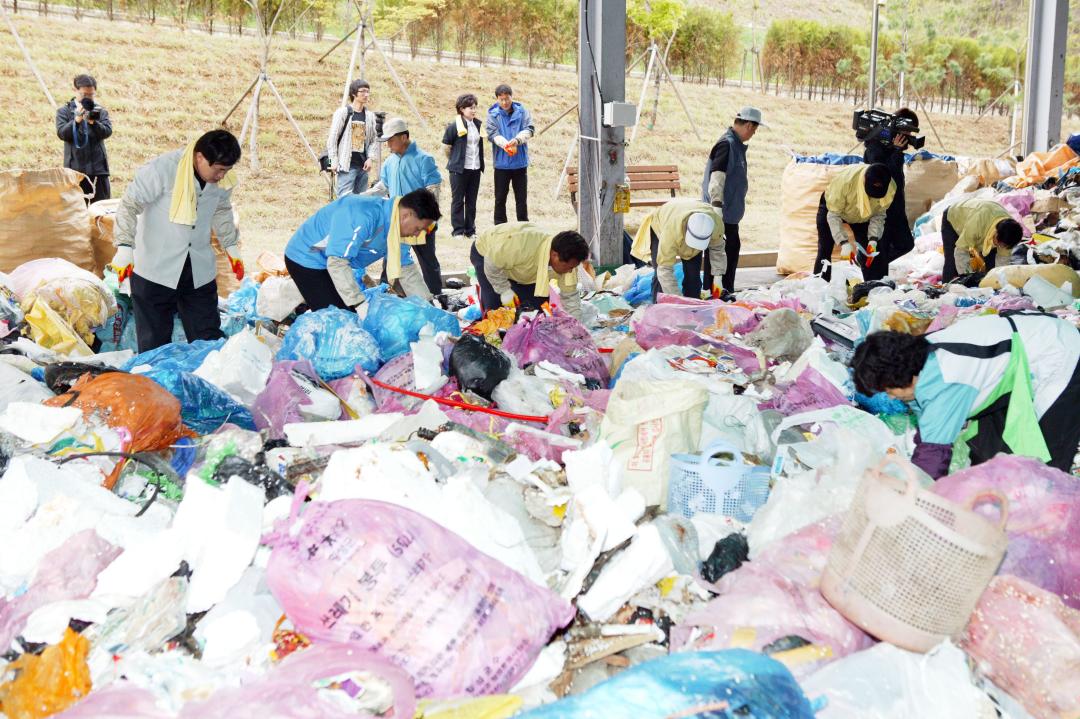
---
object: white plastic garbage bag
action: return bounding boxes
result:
[801,641,998,718]
[194,328,273,406]
[255,275,304,322]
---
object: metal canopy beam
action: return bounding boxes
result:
[578,0,627,266]
[1022,0,1069,155]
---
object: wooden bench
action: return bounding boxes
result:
[567,164,681,211]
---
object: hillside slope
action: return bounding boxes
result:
[1,12,1022,268]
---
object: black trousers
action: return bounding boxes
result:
[967,356,1080,473]
[285,255,349,311]
[493,167,528,224]
[450,169,482,237]
[721,222,740,293]
[940,209,994,283]
[470,242,542,314]
[881,197,914,266]
[814,194,872,282]
[648,229,713,302]
[131,257,222,353]
[81,175,111,205]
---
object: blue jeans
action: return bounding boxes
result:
[336,167,369,197]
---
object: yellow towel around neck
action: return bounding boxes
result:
[385,197,406,281]
[168,140,238,226]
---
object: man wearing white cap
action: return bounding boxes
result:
[630,198,726,301]
[363,117,444,295]
[701,106,763,294]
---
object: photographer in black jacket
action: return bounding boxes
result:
[55,74,113,204]
[862,107,917,279]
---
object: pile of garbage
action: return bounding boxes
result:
[1,146,1080,717]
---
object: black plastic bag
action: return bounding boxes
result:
[700,532,749,583]
[43,362,118,394]
[849,278,896,305]
[449,334,512,400]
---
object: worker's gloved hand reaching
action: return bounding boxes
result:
[109,246,134,283]
[225,248,245,281]
[500,291,519,311]
[841,242,857,264]
[864,239,880,267]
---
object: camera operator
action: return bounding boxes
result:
[55,74,113,204]
[861,107,918,278]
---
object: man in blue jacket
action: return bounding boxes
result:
[284,189,441,312]
[485,84,535,225]
[364,117,444,294]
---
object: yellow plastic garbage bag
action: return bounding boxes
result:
[21,278,115,347]
[417,695,523,718]
[24,297,93,357]
[0,628,92,719]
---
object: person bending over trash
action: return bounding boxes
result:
[851,311,1080,479]
[110,129,244,352]
[939,197,1027,283]
[471,222,590,320]
[630,198,726,302]
[283,189,441,313]
[813,163,895,282]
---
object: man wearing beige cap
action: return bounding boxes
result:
[701,106,764,294]
[629,198,726,302]
[363,117,444,295]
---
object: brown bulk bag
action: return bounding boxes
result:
[0,168,93,273]
[776,161,850,275]
[903,157,959,226]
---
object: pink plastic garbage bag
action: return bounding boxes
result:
[933,454,1080,609]
[265,490,576,699]
[632,298,758,350]
[251,360,327,440]
[769,367,850,416]
[960,575,1080,719]
[502,310,609,386]
[55,685,172,718]
[0,529,121,652]
[671,519,874,677]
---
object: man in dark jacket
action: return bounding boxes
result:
[701,106,763,294]
[862,107,918,278]
[55,74,113,204]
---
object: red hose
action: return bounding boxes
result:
[367,376,550,423]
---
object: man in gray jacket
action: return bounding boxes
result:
[327,79,379,197]
[110,130,244,352]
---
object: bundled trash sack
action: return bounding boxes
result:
[278,307,381,379]
[502,310,609,386]
[519,650,818,718]
[448,334,512,401]
[122,339,224,374]
[44,372,191,488]
[142,369,256,435]
[265,495,575,699]
[363,286,461,361]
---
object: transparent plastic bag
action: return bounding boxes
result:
[278,307,382,380]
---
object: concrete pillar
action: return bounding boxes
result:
[1022,0,1069,155]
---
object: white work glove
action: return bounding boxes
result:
[499,290,517,309]
[109,246,134,283]
[223,246,245,280]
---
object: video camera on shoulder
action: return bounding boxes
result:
[80,97,102,121]
[853,109,924,150]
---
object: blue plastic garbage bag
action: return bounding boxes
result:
[221,279,271,336]
[121,338,225,374]
[623,264,685,306]
[794,153,863,165]
[143,369,256,434]
[95,293,186,353]
[278,306,382,379]
[519,650,819,719]
[361,285,461,360]
[855,389,909,415]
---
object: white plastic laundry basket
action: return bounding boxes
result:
[667,440,771,522]
[821,457,1009,652]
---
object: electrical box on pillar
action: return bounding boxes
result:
[603,102,638,128]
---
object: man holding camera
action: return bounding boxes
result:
[55,74,113,204]
[860,107,920,278]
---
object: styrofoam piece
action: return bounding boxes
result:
[283,412,404,447]
[0,402,82,444]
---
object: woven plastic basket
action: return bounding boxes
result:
[667,440,771,522]
[821,457,1008,652]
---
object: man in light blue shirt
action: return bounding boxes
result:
[364,117,444,294]
[284,189,441,311]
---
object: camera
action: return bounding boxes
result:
[79,97,102,121]
[853,109,925,150]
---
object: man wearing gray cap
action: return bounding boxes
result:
[701,106,763,294]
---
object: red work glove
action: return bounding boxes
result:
[225,248,245,281]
